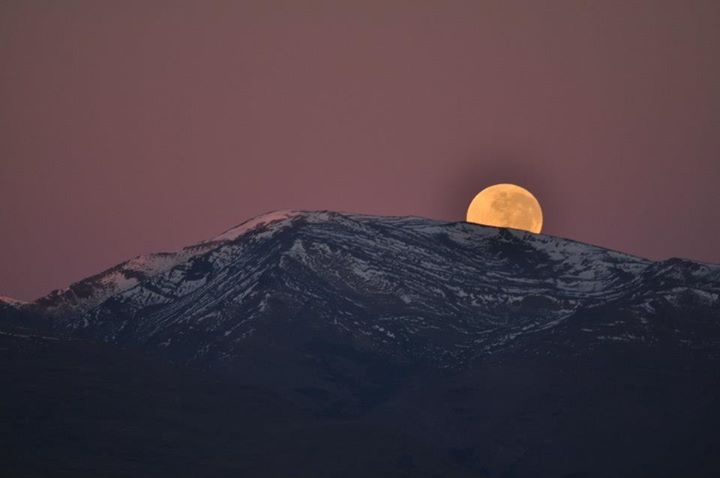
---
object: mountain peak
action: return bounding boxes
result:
[24,211,718,368]
[205,209,304,243]
[34,210,306,313]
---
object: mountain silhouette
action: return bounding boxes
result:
[2,211,719,477]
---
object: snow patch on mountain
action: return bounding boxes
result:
[0,296,26,307]
[206,210,302,243]
[34,211,309,315]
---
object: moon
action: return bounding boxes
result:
[466,184,543,233]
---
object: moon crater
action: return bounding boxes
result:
[466,184,543,233]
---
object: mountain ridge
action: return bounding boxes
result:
[6,209,717,309]
[8,210,717,369]
[3,210,720,477]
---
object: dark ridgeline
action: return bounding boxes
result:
[2,211,719,477]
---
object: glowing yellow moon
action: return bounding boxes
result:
[466,184,543,233]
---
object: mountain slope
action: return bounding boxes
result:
[35,211,720,367]
[3,210,720,477]
[33,210,301,315]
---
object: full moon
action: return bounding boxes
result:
[466,183,543,233]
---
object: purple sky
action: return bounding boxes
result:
[1,1,719,301]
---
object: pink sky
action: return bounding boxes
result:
[1,1,719,300]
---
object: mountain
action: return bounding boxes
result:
[33,210,302,315]
[3,211,720,477]
[30,210,720,366]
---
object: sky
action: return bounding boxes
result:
[1,0,719,301]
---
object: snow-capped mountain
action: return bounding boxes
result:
[33,210,301,315]
[4,211,720,477]
[23,210,720,367]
